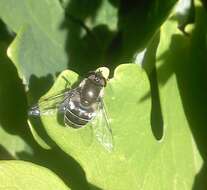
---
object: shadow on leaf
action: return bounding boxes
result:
[0,19,100,190]
[60,0,176,75]
[155,8,207,190]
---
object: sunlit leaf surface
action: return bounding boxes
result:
[0,161,70,190]
[29,64,202,190]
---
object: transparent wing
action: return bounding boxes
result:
[28,88,71,116]
[92,99,113,151]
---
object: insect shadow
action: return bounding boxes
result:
[28,115,100,190]
[28,74,103,190]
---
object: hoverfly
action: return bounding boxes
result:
[28,68,113,151]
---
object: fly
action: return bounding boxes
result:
[28,68,113,151]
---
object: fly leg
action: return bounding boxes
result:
[61,75,72,90]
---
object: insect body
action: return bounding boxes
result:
[28,69,113,151]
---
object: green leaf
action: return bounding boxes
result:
[154,0,207,188]
[41,0,178,74]
[0,0,178,92]
[0,127,33,159]
[0,0,68,93]
[1,0,205,189]
[0,20,33,159]
[62,0,118,31]
[175,0,195,33]
[29,64,202,189]
[0,160,70,190]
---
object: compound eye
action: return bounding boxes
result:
[88,74,96,81]
[87,71,96,77]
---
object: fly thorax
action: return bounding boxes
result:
[80,81,101,106]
